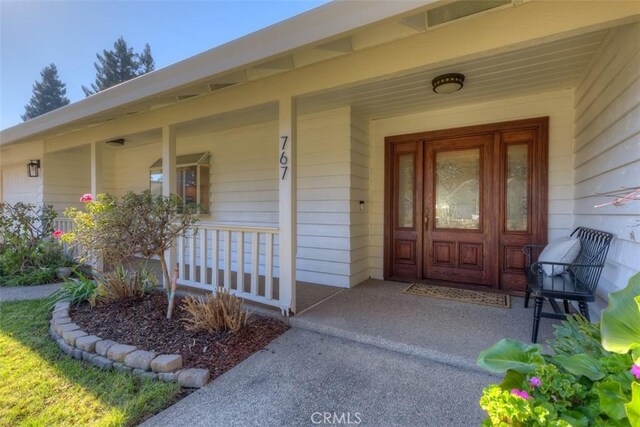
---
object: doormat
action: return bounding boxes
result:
[403,282,511,308]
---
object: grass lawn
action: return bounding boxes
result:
[0,299,183,426]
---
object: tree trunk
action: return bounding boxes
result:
[166,266,178,319]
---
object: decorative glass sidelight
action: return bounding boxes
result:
[398,154,415,228]
[506,144,529,231]
[435,148,480,229]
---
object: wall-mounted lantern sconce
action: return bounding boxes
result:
[27,160,41,177]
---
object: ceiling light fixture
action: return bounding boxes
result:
[106,138,125,147]
[432,73,465,94]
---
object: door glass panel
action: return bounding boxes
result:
[435,149,480,229]
[397,154,415,228]
[506,144,529,231]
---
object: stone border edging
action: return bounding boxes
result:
[49,301,210,388]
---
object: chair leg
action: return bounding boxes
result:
[524,289,530,308]
[532,297,544,343]
[578,302,590,322]
[563,299,571,314]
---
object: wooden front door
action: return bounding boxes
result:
[384,117,548,294]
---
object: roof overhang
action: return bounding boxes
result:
[0,0,439,146]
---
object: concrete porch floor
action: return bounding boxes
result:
[291,279,560,371]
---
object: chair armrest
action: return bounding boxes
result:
[529,261,605,277]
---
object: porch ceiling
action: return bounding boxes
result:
[296,28,608,120]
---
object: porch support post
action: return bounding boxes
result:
[90,141,103,196]
[278,97,297,315]
[162,125,177,288]
[89,141,104,271]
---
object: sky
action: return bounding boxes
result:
[0,0,330,131]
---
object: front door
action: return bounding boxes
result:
[384,117,548,294]
[423,135,496,286]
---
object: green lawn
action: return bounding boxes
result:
[0,299,182,426]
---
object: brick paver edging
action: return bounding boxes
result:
[49,301,210,388]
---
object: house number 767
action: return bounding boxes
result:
[280,136,288,180]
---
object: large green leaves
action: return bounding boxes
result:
[477,339,544,374]
[596,379,630,421]
[601,273,640,360]
[553,353,604,381]
[626,382,640,427]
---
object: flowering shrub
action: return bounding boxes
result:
[63,190,196,297]
[0,202,75,285]
[478,273,640,426]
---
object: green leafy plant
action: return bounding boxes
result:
[47,272,97,307]
[477,272,640,426]
[92,265,158,304]
[0,202,76,285]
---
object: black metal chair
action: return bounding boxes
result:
[523,227,614,343]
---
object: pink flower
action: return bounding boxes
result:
[631,364,640,379]
[529,377,541,388]
[53,230,63,239]
[80,193,94,203]
[511,389,531,399]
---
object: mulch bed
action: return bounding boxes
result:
[71,292,289,379]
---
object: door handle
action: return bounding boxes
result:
[424,209,429,229]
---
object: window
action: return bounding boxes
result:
[149,152,210,214]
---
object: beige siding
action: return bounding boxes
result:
[573,23,640,301]
[1,141,44,205]
[297,107,353,286]
[43,145,91,213]
[369,89,575,280]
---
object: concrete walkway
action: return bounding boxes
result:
[143,328,494,427]
[0,283,62,302]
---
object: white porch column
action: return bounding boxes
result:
[162,125,177,287]
[90,141,103,195]
[278,97,297,315]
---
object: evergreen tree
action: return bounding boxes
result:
[21,64,70,121]
[82,37,155,96]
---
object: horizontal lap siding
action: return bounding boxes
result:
[43,146,90,213]
[1,141,45,205]
[369,90,576,280]
[350,109,370,286]
[573,23,640,301]
[297,107,353,287]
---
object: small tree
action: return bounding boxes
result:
[82,37,155,96]
[63,191,197,318]
[22,64,70,121]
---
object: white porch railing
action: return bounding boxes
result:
[176,224,287,312]
[53,218,76,255]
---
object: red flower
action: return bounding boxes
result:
[53,230,64,239]
[80,193,94,202]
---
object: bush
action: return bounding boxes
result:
[48,273,98,307]
[93,265,158,304]
[182,287,250,333]
[477,273,640,426]
[63,191,196,294]
[0,202,76,285]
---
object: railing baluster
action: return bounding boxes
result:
[251,232,259,296]
[224,230,231,290]
[178,234,185,281]
[237,231,244,293]
[211,229,219,288]
[200,228,207,285]
[189,229,196,282]
[265,232,273,300]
